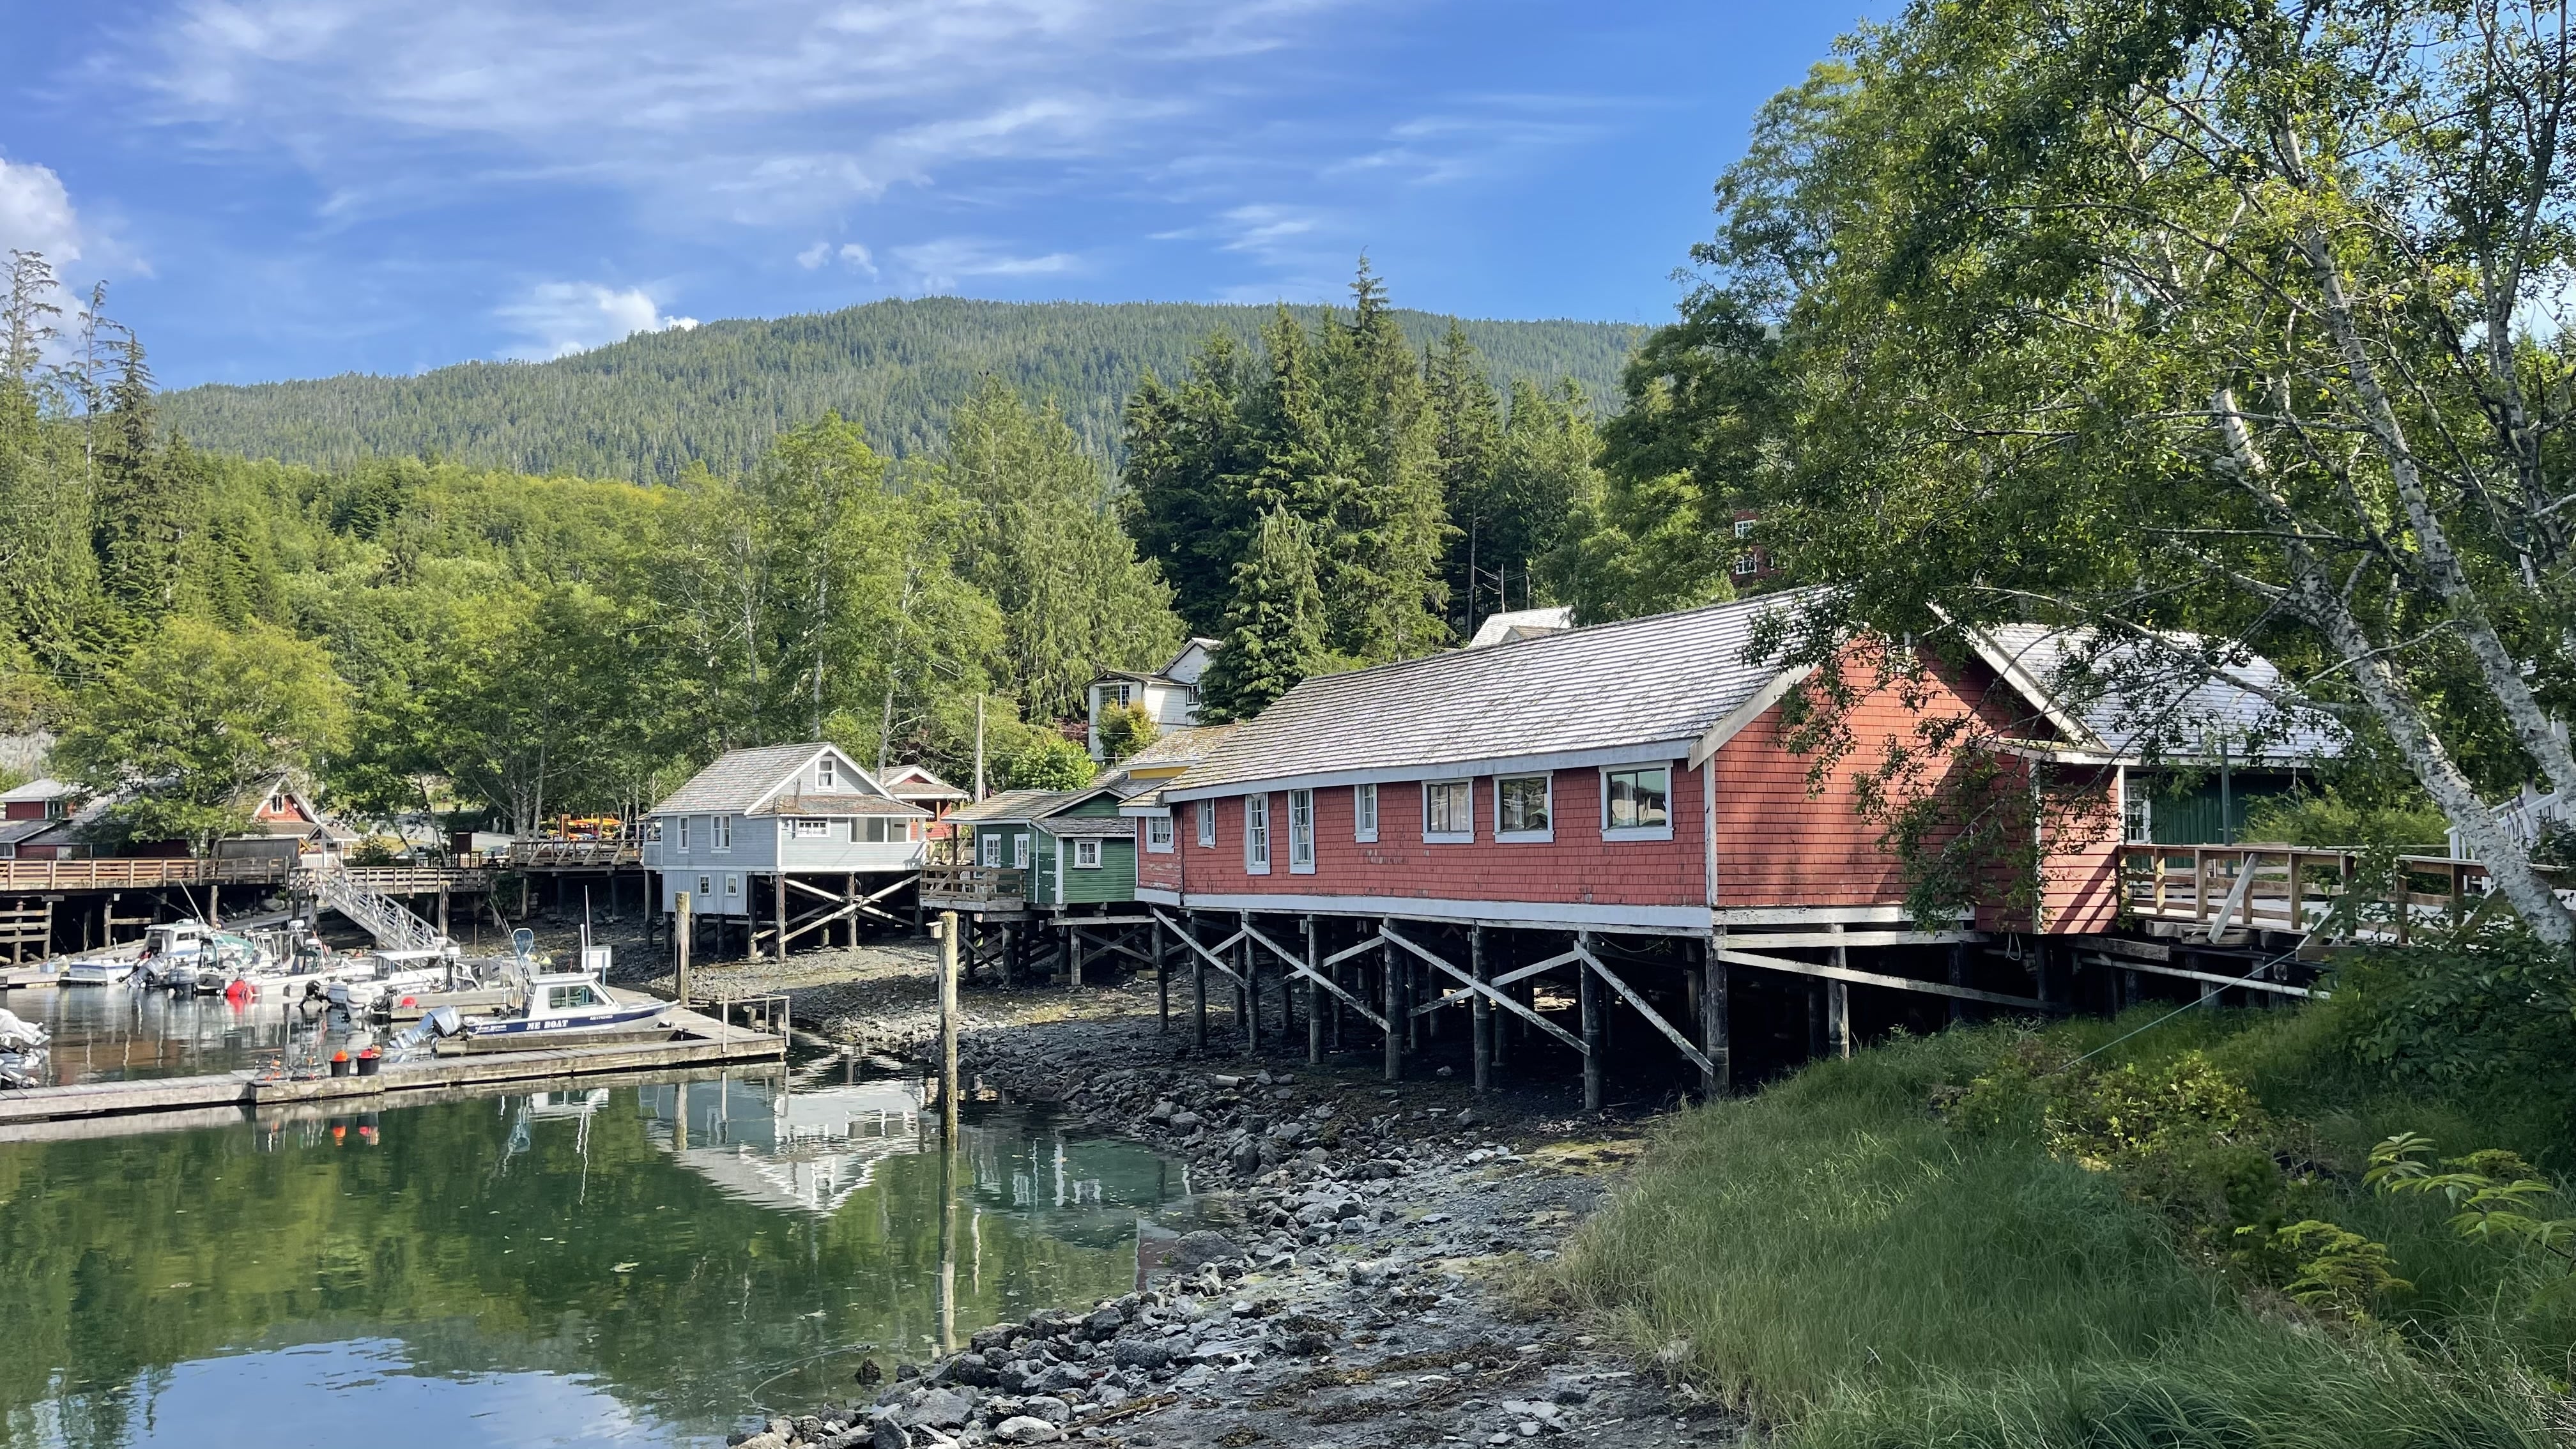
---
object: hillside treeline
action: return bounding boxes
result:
[157,296,1646,485]
[0,257,1745,845]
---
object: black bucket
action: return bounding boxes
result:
[355,1052,381,1077]
[329,1054,350,1078]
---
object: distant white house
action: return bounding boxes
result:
[1085,638,1220,760]
[642,742,928,917]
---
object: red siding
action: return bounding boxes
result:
[1711,652,2118,933]
[1172,767,1706,910]
[1138,831,1183,894]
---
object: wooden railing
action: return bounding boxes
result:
[340,867,495,894]
[0,857,291,893]
[2119,844,2572,943]
[506,839,641,868]
[918,864,1027,908]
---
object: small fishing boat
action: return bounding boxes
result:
[62,957,136,986]
[466,972,668,1043]
[137,921,214,988]
[328,949,456,1013]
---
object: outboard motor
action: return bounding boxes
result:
[390,1006,465,1057]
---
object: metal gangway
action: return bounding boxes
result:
[305,866,448,952]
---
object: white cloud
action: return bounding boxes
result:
[891,238,1076,292]
[798,240,878,278]
[0,156,86,265]
[122,1,1367,226]
[494,282,697,360]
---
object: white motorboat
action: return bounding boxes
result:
[0,1007,48,1052]
[137,921,214,988]
[62,957,136,986]
[466,967,668,1043]
[329,949,457,1013]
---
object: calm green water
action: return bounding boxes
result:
[0,1059,1193,1449]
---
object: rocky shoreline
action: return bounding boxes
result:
[672,944,1735,1449]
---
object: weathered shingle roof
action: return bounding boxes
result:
[0,778,75,803]
[1114,723,1239,772]
[760,794,928,818]
[654,742,842,815]
[1036,815,1137,838]
[1975,624,2345,764]
[1169,594,1817,798]
[881,765,969,801]
[946,788,1058,824]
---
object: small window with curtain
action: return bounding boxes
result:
[1423,781,1473,842]
[1353,783,1377,843]
[1496,775,1552,839]
[1288,789,1315,872]
[1603,765,1673,838]
[1013,833,1032,869]
[816,755,838,790]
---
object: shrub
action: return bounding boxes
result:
[1006,734,1094,792]
[1095,702,1158,763]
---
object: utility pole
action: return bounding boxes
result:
[973,695,986,802]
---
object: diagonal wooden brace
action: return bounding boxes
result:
[1149,908,1250,989]
[1713,944,2059,1012]
[1239,919,1388,1031]
[1380,924,1586,1057]
[1571,937,1712,1076]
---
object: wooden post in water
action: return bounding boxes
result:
[939,909,960,1144]
[1238,916,1255,1054]
[1828,922,1851,1059]
[674,891,693,1007]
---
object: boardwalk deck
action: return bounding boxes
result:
[0,999,781,1126]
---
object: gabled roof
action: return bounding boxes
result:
[652,742,878,815]
[0,778,76,803]
[880,765,969,801]
[1167,594,1830,799]
[0,818,56,845]
[1971,624,2344,765]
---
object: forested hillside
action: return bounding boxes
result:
[159,296,1645,484]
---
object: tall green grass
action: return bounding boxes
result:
[1542,1015,2575,1448]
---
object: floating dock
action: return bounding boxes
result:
[0,1000,785,1128]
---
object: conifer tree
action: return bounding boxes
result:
[1315,261,1448,659]
[1199,507,1327,722]
[1425,320,1502,630]
[88,333,203,647]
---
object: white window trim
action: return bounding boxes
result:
[1074,838,1103,869]
[1494,773,1554,843]
[792,817,830,838]
[1422,779,1474,845]
[695,874,712,897]
[1288,788,1315,874]
[1145,815,1175,853]
[1353,783,1378,843]
[1599,763,1677,843]
[712,815,733,852]
[979,833,1000,868]
[1197,801,1216,848]
[1013,832,1031,870]
[1245,793,1272,875]
[677,816,692,852]
[816,755,838,791]
[724,873,741,897]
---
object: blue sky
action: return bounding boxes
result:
[0,1,1878,388]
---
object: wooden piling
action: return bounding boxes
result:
[1305,916,1322,1067]
[1578,932,1604,1112]
[1154,916,1169,1031]
[1701,934,1731,1097]
[675,891,693,1006]
[1469,924,1492,1093]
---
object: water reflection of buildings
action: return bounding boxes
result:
[628,1065,1190,1245]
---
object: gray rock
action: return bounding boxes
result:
[992,1415,1064,1444]
[1020,1396,1071,1425]
[1110,1337,1181,1370]
[871,1422,910,1449]
[1080,1307,1126,1340]
[902,1388,974,1429]
[1170,1230,1243,1268]
[735,1436,786,1449]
